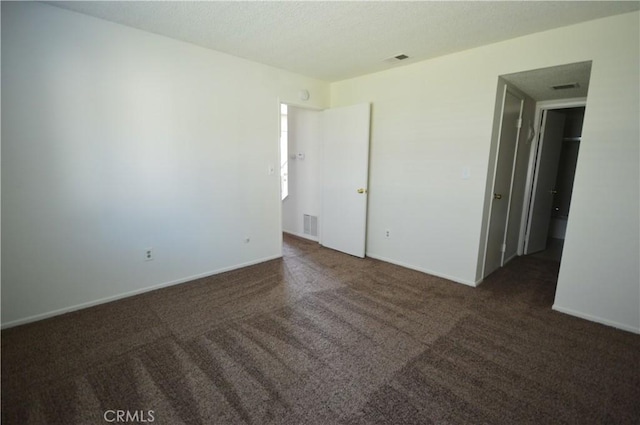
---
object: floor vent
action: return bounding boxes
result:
[303,214,318,237]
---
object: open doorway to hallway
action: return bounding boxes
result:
[483,61,591,277]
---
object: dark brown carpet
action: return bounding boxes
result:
[2,234,639,424]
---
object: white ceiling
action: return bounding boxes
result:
[47,1,639,82]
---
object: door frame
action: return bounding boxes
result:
[276,99,323,255]
[276,100,371,258]
[519,97,587,255]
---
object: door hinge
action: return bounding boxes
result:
[516,118,523,129]
[500,243,506,253]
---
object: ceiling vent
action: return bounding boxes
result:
[551,82,580,90]
[384,54,410,64]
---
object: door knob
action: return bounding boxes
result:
[550,190,558,194]
[494,193,502,200]
[357,188,367,194]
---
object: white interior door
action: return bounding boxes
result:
[484,89,523,277]
[525,110,566,254]
[321,103,371,257]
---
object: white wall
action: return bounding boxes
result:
[331,12,639,332]
[1,2,329,327]
[281,107,323,240]
[552,13,639,334]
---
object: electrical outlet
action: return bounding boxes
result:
[385,229,391,239]
[145,248,153,261]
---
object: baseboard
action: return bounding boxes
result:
[282,230,319,242]
[503,252,518,264]
[365,252,478,287]
[1,254,282,330]
[552,304,640,334]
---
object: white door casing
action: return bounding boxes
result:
[321,103,371,258]
[484,89,524,277]
[525,110,566,254]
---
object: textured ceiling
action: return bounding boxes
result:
[47,1,639,82]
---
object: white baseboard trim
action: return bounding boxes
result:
[503,252,518,264]
[365,252,479,287]
[1,254,282,330]
[552,304,640,334]
[282,230,319,242]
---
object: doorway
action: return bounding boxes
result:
[524,105,585,260]
[279,102,371,258]
[481,61,592,279]
[280,103,323,242]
